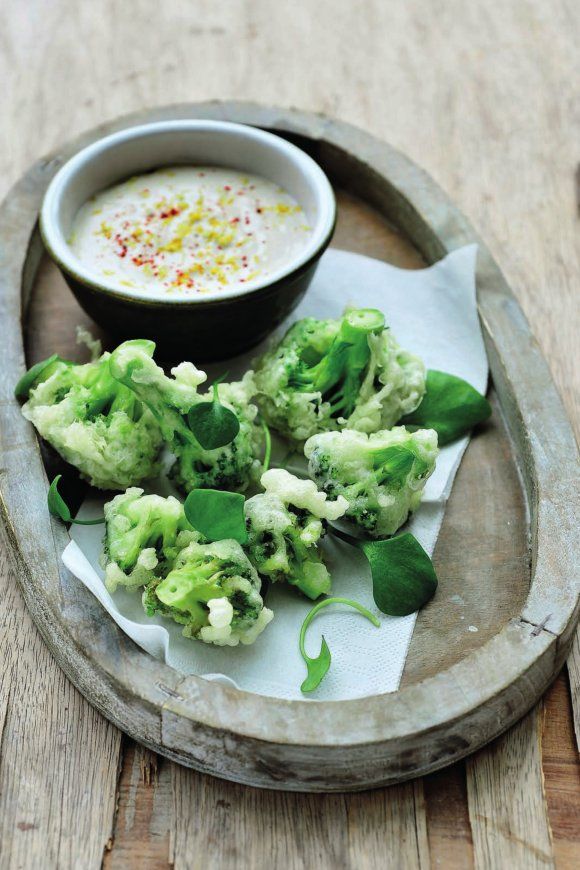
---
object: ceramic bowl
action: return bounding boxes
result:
[40,120,336,359]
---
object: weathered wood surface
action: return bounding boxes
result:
[0,2,579,868]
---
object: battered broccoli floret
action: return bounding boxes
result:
[244,468,348,599]
[103,487,199,592]
[103,490,272,646]
[146,539,273,646]
[17,350,163,490]
[109,340,261,493]
[254,308,425,442]
[305,426,439,538]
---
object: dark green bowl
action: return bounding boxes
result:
[40,120,336,360]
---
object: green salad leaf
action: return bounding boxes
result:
[400,369,491,446]
[299,596,380,693]
[47,475,105,525]
[187,378,240,450]
[331,527,438,615]
[361,533,438,615]
[184,488,248,544]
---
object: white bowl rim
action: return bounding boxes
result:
[40,119,336,304]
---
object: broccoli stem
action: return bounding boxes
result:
[340,308,385,343]
[299,595,380,659]
[260,418,272,473]
[370,445,430,487]
[370,445,415,483]
[294,309,385,418]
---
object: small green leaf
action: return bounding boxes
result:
[47,475,105,526]
[400,370,491,446]
[14,354,65,400]
[187,380,240,450]
[184,489,248,544]
[361,533,438,616]
[301,636,332,693]
[48,474,71,521]
[299,596,380,693]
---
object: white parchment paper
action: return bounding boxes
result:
[63,244,487,701]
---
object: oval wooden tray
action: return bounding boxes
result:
[0,102,578,792]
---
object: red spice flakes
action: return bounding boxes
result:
[114,233,128,258]
[159,207,180,219]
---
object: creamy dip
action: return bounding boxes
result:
[69,167,312,295]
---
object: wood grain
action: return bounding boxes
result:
[542,673,580,869]
[169,769,430,870]
[0,520,121,868]
[467,712,555,868]
[0,0,578,868]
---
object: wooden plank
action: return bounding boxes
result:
[567,630,580,750]
[0,520,121,869]
[104,740,172,870]
[169,770,430,870]
[466,710,554,869]
[542,673,580,869]
[103,755,433,869]
[423,763,474,869]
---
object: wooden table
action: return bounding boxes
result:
[1,2,578,867]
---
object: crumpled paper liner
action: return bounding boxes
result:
[64,244,487,701]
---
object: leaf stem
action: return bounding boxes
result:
[70,516,106,526]
[299,596,380,660]
[327,525,363,548]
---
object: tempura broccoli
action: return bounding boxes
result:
[103,487,198,592]
[254,308,426,442]
[244,468,348,599]
[147,539,273,646]
[103,489,273,646]
[305,426,438,538]
[17,351,162,490]
[109,340,262,493]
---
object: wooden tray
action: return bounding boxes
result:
[0,102,577,792]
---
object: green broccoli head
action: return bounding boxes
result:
[254,308,426,443]
[305,426,438,538]
[103,487,199,592]
[244,468,348,600]
[146,539,273,646]
[18,350,163,490]
[109,340,261,493]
